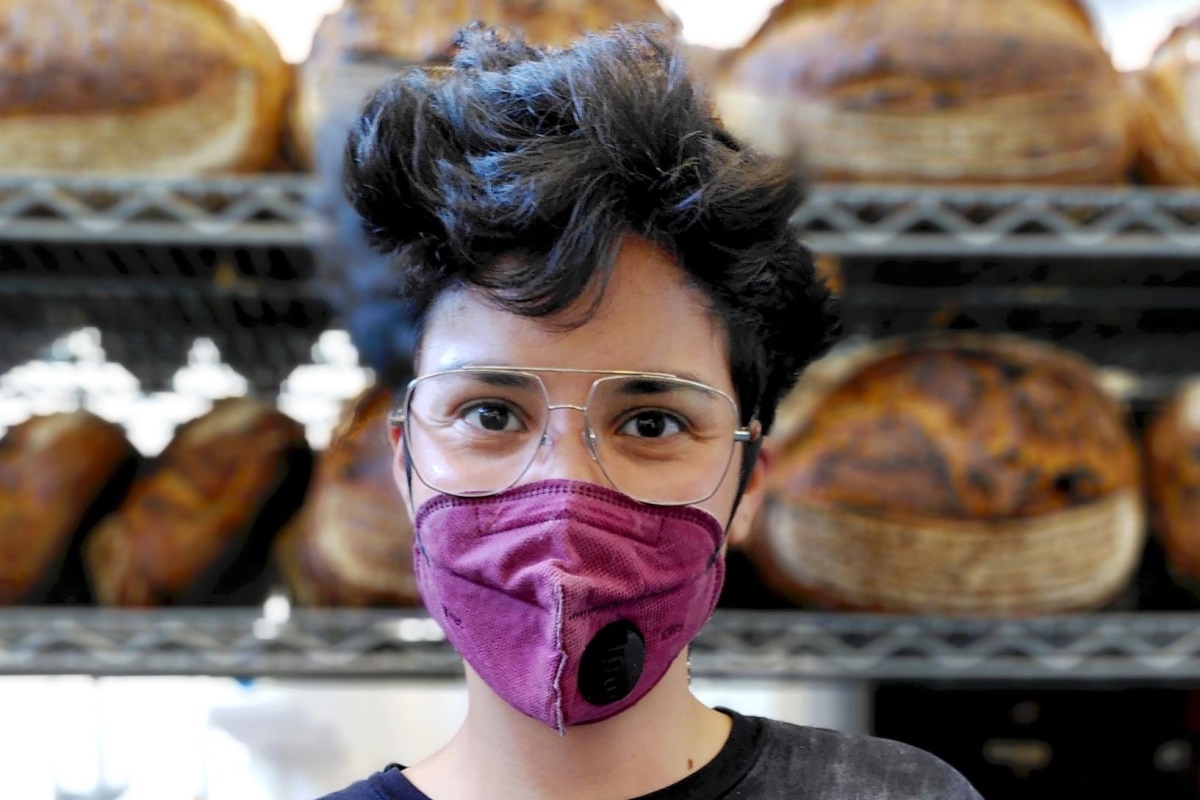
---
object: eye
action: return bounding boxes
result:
[462,402,524,433]
[618,410,685,439]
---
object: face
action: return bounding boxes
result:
[390,235,766,543]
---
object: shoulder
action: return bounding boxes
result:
[751,718,983,799]
[312,770,393,800]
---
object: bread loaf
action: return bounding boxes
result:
[1132,15,1200,185]
[0,0,291,175]
[83,398,311,606]
[714,0,1133,184]
[276,386,419,607]
[292,0,677,167]
[0,412,136,604]
[774,338,1139,518]
[1145,381,1200,583]
[753,335,1145,615]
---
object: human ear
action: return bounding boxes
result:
[726,443,770,549]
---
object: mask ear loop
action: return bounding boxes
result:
[395,415,428,563]
[710,434,764,568]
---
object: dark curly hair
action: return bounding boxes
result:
[337,24,838,434]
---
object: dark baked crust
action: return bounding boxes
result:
[291,0,677,167]
[0,0,291,173]
[276,385,420,607]
[1146,383,1200,579]
[311,0,677,64]
[716,0,1132,183]
[83,399,312,606]
[0,0,284,113]
[772,336,1140,520]
[0,412,136,604]
[732,0,1103,107]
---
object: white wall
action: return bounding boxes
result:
[0,676,868,800]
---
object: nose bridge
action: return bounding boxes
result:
[527,403,604,484]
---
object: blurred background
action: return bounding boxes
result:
[2,0,1200,798]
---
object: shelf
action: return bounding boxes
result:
[797,184,1200,257]
[0,175,324,246]
[3,176,1199,257]
[0,176,1196,433]
[7,609,1200,683]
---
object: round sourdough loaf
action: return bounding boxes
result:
[0,0,290,174]
[1145,381,1200,586]
[0,412,136,604]
[1131,15,1200,185]
[83,398,311,606]
[275,385,420,607]
[752,334,1144,615]
[714,0,1133,184]
[291,0,678,167]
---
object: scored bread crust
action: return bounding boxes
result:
[83,399,311,606]
[1132,15,1200,185]
[0,412,136,604]
[770,335,1140,520]
[746,335,1145,615]
[312,0,678,64]
[715,0,1132,183]
[0,0,291,174]
[290,0,677,167]
[276,385,420,607]
[1146,382,1200,580]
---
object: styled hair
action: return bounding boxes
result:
[337,24,838,433]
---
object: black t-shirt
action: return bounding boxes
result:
[318,709,983,800]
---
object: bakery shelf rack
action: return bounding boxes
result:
[2,175,1198,404]
[2,175,1200,254]
[7,608,1200,683]
[3,175,1200,684]
[0,175,322,245]
[796,183,1200,257]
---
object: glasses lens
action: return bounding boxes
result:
[586,375,739,505]
[404,370,547,496]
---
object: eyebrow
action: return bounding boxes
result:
[617,378,689,396]
[456,369,540,389]
[438,361,714,388]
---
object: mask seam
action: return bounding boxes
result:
[420,550,720,614]
[414,481,721,528]
[422,509,723,544]
[553,581,567,737]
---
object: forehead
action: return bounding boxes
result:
[417,236,733,392]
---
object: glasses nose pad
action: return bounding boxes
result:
[582,428,600,462]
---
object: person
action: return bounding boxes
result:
[321,24,983,800]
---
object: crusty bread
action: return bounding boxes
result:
[310,0,676,65]
[749,335,1145,615]
[684,45,731,87]
[83,398,311,606]
[714,0,1133,184]
[1132,15,1200,185]
[773,336,1139,518]
[291,0,677,168]
[276,385,420,607]
[1146,381,1200,581]
[0,412,136,604]
[0,0,291,175]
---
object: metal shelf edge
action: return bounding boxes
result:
[5,609,1200,682]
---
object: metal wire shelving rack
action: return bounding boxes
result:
[2,176,1199,681]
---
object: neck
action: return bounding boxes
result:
[407,652,732,800]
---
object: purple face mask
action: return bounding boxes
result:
[412,479,727,733]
